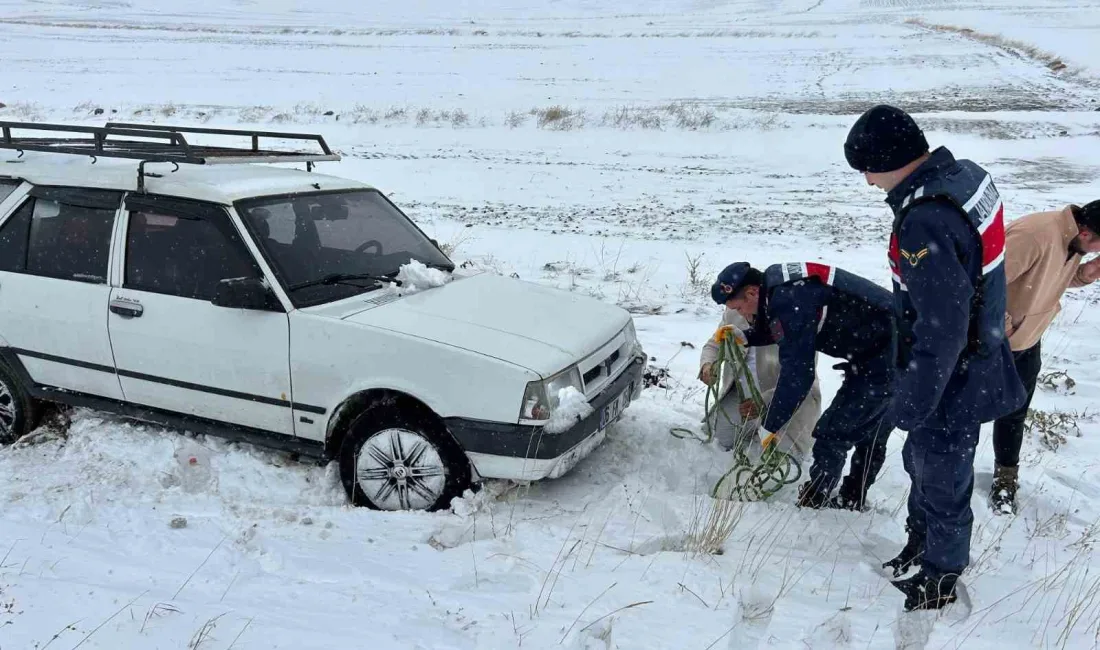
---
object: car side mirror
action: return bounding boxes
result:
[212,277,276,310]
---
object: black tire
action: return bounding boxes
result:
[0,361,39,445]
[338,405,471,511]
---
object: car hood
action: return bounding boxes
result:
[337,272,632,376]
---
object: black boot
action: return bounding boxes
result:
[990,463,1019,515]
[827,476,868,512]
[795,480,830,509]
[883,526,923,578]
[891,570,959,611]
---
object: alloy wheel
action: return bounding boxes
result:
[355,428,447,510]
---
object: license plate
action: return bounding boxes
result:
[599,382,633,431]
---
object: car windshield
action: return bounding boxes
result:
[235,189,453,307]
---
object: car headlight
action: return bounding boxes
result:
[520,366,584,421]
[624,318,644,357]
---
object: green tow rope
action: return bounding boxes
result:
[670,328,802,501]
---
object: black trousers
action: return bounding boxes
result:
[807,356,893,496]
[991,341,1042,468]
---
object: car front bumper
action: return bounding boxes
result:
[445,355,645,482]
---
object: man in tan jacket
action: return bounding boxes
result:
[993,200,1100,513]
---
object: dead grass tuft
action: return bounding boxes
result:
[680,251,713,300]
[505,110,528,128]
[684,491,745,556]
[597,103,717,131]
[383,106,408,121]
[1026,409,1082,452]
[0,101,44,121]
[533,105,586,130]
[449,109,469,127]
[1038,369,1077,393]
[438,230,474,257]
[188,613,228,649]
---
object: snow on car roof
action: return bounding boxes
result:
[0,150,372,204]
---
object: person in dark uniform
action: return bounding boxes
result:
[712,261,896,511]
[844,104,1027,611]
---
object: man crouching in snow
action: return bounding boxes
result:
[698,268,819,465]
[714,261,897,511]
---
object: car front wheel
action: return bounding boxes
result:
[0,362,37,445]
[339,406,471,511]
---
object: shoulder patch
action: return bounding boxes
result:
[899,247,930,267]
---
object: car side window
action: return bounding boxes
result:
[0,179,19,204]
[124,201,262,301]
[0,199,33,273]
[25,194,117,284]
[246,202,296,245]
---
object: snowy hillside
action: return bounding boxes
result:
[2,0,1100,648]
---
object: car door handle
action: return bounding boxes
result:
[110,299,144,318]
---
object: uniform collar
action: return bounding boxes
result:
[884,146,956,212]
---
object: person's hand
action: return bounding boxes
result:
[699,362,715,385]
[1080,257,1100,284]
[739,399,760,419]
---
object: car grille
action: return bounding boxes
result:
[579,328,633,399]
[582,350,620,386]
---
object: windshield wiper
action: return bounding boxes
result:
[289,273,402,292]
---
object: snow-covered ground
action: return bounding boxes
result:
[2,0,1100,648]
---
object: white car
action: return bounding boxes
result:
[0,121,645,511]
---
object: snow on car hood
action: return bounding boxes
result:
[339,272,632,376]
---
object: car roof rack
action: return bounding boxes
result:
[0,120,341,191]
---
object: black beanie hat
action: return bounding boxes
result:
[844,104,929,173]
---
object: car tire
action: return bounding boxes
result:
[338,405,471,511]
[0,361,39,445]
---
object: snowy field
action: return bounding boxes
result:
[3,0,1100,648]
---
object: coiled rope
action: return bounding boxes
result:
[670,326,802,501]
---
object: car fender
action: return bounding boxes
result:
[290,311,543,444]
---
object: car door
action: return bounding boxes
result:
[0,183,125,400]
[107,193,295,436]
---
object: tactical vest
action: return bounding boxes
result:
[764,262,893,318]
[762,262,894,363]
[889,158,1008,360]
